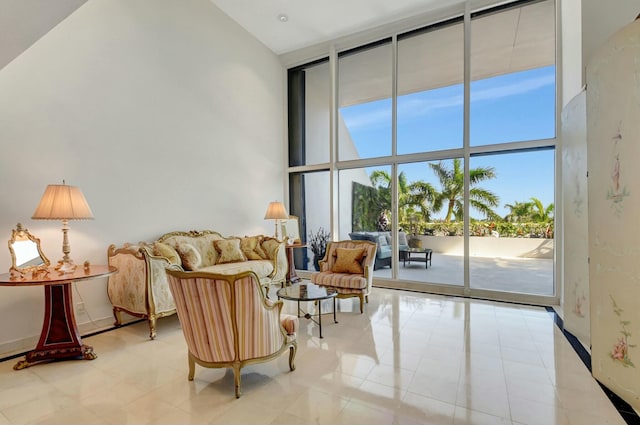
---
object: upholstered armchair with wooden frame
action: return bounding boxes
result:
[165,268,298,398]
[310,240,377,314]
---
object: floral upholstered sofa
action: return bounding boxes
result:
[107,230,287,339]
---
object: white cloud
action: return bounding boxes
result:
[341,72,555,129]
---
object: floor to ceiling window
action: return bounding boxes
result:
[287,0,557,305]
[338,40,393,161]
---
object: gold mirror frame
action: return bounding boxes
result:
[9,223,50,277]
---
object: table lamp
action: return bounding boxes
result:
[32,182,94,273]
[264,201,288,239]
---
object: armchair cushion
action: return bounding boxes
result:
[313,272,368,290]
[332,247,365,274]
[214,238,247,264]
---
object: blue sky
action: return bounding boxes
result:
[339,66,556,220]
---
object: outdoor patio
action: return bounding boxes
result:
[372,254,554,296]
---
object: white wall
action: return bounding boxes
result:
[560,0,583,106]
[0,0,285,354]
[0,0,88,70]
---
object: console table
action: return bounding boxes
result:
[0,265,117,370]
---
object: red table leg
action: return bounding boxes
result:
[14,283,96,370]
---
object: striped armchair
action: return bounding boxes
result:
[310,240,377,314]
[165,268,298,398]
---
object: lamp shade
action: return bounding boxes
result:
[264,201,288,220]
[32,184,94,220]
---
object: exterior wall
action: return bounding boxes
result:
[414,235,554,259]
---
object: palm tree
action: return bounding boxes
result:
[369,170,437,223]
[429,158,499,223]
[529,197,554,222]
[504,201,534,222]
[504,198,554,223]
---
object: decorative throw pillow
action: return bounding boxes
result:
[261,237,281,260]
[332,247,365,274]
[153,242,181,266]
[175,243,202,271]
[240,236,263,260]
[253,236,269,259]
[214,238,247,264]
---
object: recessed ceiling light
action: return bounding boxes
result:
[277,13,288,22]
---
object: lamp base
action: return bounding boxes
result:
[55,259,77,274]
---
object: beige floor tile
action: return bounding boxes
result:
[31,404,104,425]
[333,399,396,425]
[0,288,630,425]
[509,396,571,425]
[453,406,512,425]
[456,381,510,418]
[402,392,457,424]
[407,370,459,405]
[363,363,414,391]
[284,388,348,425]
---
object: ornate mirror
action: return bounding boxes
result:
[8,223,50,276]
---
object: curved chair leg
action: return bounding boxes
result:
[359,294,365,314]
[112,308,122,327]
[148,317,157,340]
[289,344,297,371]
[233,364,242,398]
[188,353,195,381]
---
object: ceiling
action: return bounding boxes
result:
[209,0,462,55]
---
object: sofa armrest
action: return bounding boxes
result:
[107,244,150,317]
[270,241,287,285]
[107,243,177,339]
[139,245,179,314]
[363,263,374,292]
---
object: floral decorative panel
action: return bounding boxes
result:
[562,89,590,347]
[587,18,640,412]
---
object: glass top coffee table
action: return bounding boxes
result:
[277,282,338,338]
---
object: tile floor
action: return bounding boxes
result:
[0,287,628,425]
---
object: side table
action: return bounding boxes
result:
[0,265,117,370]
